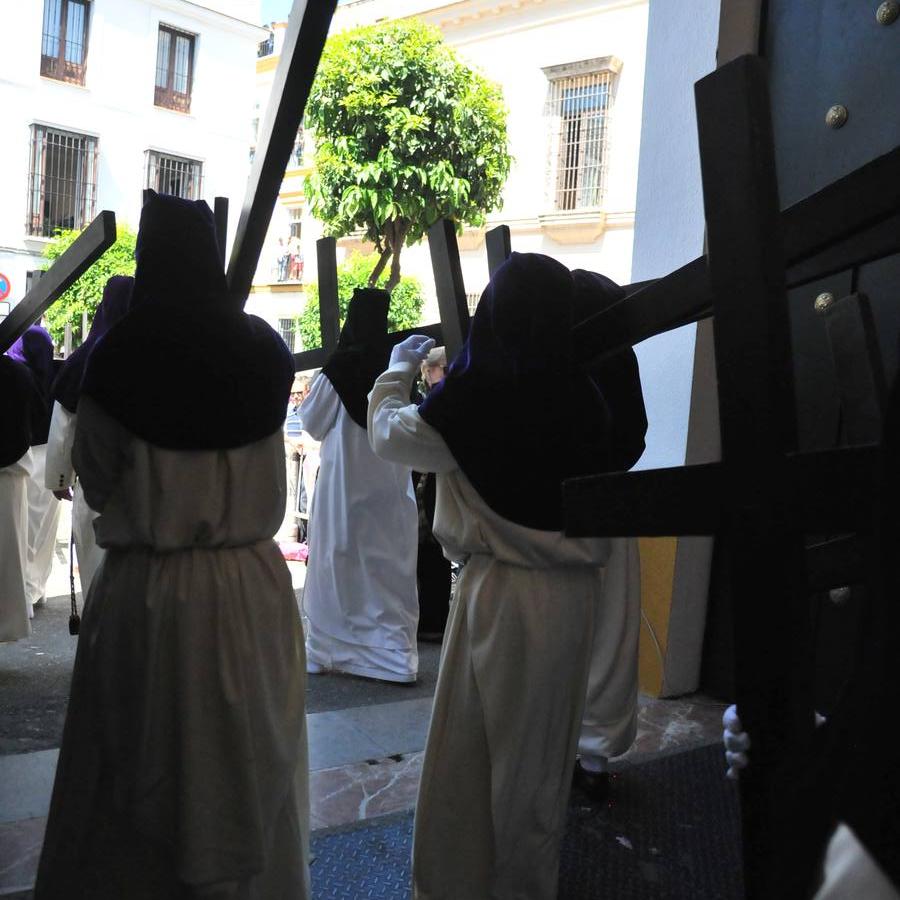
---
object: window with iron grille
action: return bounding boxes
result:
[26,125,98,237]
[278,318,296,352]
[155,25,195,113]
[145,151,203,200]
[466,292,481,315]
[543,58,620,212]
[41,0,90,85]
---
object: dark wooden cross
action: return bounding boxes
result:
[561,55,897,899]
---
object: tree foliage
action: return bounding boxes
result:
[297,251,425,351]
[42,226,137,347]
[304,18,511,290]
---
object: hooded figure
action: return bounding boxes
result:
[35,192,310,900]
[6,325,62,610]
[44,276,135,594]
[301,287,420,683]
[0,355,43,642]
[367,252,645,900]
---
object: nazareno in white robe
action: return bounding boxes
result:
[369,359,641,900]
[0,449,33,642]
[301,372,419,682]
[24,443,61,607]
[45,401,105,595]
[34,397,310,900]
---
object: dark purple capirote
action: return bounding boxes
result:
[52,275,134,414]
[81,192,294,450]
[322,288,392,429]
[6,325,56,445]
[419,252,645,531]
[0,355,44,466]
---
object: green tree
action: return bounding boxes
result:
[304,18,511,290]
[42,226,137,347]
[297,251,425,350]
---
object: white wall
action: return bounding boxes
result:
[629,0,720,470]
[0,0,263,310]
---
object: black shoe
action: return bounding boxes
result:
[573,759,611,802]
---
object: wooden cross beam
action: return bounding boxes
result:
[563,56,890,898]
[214,196,229,267]
[0,210,117,353]
[226,0,337,306]
[573,145,900,364]
[290,229,460,372]
[428,219,471,360]
[485,224,511,278]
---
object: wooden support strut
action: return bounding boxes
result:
[214,197,229,268]
[427,219,471,361]
[226,0,337,307]
[316,237,341,354]
[0,210,117,353]
[485,224,512,278]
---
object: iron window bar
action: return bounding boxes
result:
[26,125,99,237]
[145,150,203,200]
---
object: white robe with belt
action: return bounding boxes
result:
[301,373,419,682]
[45,401,105,595]
[35,397,309,900]
[24,444,61,606]
[369,359,640,900]
[0,450,33,642]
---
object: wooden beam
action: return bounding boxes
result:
[562,445,879,539]
[0,210,117,353]
[226,0,337,306]
[696,55,812,900]
[214,196,229,267]
[574,146,900,363]
[293,321,444,373]
[427,219,471,360]
[563,462,723,537]
[485,224,511,277]
[316,237,341,352]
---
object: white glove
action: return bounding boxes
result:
[723,704,751,780]
[390,334,435,368]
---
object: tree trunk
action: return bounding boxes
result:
[368,241,392,286]
[385,221,409,292]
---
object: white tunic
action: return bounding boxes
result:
[24,444,61,607]
[369,359,640,900]
[0,451,33,642]
[301,374,419,682]
[35,397,309,900]
[45,402,104,595]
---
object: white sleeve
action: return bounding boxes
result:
[368,361,457,474]
[299,373,341,441]
[44,402,77,490]
[71,397,129,514]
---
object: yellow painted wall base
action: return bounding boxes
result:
[638,536,678,696]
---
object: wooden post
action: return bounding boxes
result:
[427,219,470,360]
[316,237,341,353]
[226,0,337,306]
[214,197,229,268]
[485,224,511,277]
[0,211,117,353]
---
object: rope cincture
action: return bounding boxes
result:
[68,494,80,636]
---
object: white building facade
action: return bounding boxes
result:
[248,0,649,347]
[0,0,265,323]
